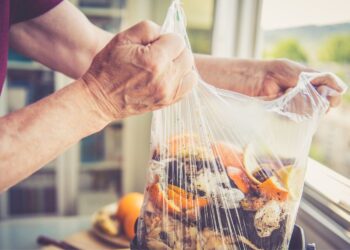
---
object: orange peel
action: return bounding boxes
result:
[148,182,208,215]
[168,134,200,156]
[212,141,243,168]
[148,183,181,214]
[226,167,250,193]
[258,176,289,201]
[168,185,208,209]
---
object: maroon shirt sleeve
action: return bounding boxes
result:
[10,0,63,25]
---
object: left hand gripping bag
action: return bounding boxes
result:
[133,1,329,250]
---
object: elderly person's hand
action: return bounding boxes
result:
[196,56,347,108]
[253,59,347,106]
[81,21,197,123]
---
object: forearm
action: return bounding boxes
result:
[0,80,107,192]
[195,54,268,94]
[9,0,113,78]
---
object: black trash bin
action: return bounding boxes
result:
[131,220,316,250]
[289,224,316,250]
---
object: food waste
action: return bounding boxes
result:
[134,135,303,250]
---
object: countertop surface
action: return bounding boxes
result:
[0,216,91,250]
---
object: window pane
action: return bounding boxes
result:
[261,0,350,178]
[183,0,215,54]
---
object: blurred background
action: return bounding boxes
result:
[0,0,349,249]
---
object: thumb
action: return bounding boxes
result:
[116,20,161,45]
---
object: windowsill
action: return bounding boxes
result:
[300,158,350,248]
[305,158,350,214]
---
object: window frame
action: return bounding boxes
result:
[211,0,263,58]
[300,158,350,248]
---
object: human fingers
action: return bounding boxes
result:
[150,33,186,61]
[310,72,347,94]
[168,47,196,102]
[316,85,342,108]
[115,20,161,45]
[172,71,197,102]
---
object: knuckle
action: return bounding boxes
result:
[114,32,127,44]
[136,47,167,75]
[139,20,153,27]
[139,20,159,32]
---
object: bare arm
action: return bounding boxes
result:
[9,0,113,78]
[0,80,105,191]
[195,54,267,95]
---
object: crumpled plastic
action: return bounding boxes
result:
[133,1,331,249]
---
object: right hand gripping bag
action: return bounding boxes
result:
[133,1,329,249]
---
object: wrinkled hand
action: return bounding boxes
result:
[253,59,347,107]
[81,21,196,123]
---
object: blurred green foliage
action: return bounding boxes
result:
[264,38,308,62]
[334,69,347,80]
[309,143,326,163]
[343,92,350,103]
[318,34,350,63]
[187,29,212,54]
[183,0,214,54]
[183,0,214,29]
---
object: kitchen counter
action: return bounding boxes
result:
[0,216,90,250]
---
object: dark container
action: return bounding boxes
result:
[131,221,316,250]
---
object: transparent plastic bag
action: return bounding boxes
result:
[134,1,330,249]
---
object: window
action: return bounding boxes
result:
[260,1,350,247]
[261,0,350,179]
[183,0,215,54]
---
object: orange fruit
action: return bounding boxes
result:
[212,142,243,168]
[124,212,139,240]
[116,193,144,222]
[258,176,289,201]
